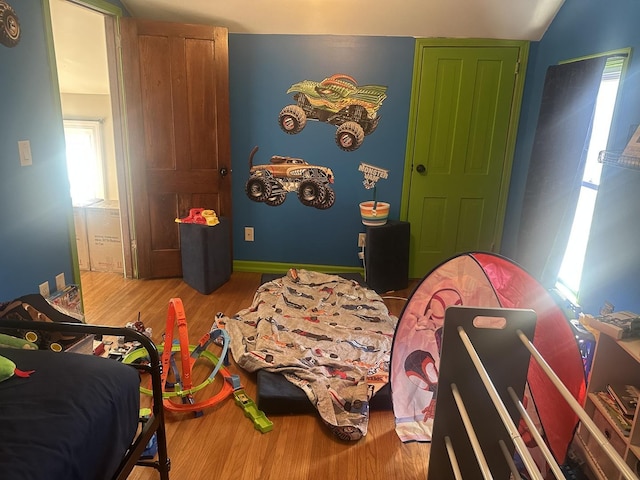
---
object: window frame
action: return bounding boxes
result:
[63,118,106,204]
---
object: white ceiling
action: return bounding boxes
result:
[50,0,109,95]
[120,0,566,40]
[50,0,566,95]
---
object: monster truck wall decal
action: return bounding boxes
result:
[0,1,20,48]
[279,74,387,152]
[245,146,336,209]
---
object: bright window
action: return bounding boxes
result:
[63,119,105,205]
[556,57,624,303]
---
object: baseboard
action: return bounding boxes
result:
[233,260,364,275]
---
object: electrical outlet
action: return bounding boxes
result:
[244,226,254,242]
[55,272,65,292]
[358,233,366,248]
[39,281,50,298]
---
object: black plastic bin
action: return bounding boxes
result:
[179,217,231,294]
[365,220,410,293]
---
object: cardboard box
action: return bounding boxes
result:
[47,284,83,321]
[86,200,124,273]
[73,199,101,271]
[73,207,90,270]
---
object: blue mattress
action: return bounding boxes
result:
[0,348,141,480]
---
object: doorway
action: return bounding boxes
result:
[48,0,133,278]
[401,39,528,279]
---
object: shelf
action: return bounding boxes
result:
[588,392,632,441]
[617,337,640,363]
[598,150,640,170]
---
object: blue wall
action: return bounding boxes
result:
[504,0,640,314]
[228,34,414,268]
[0,0,127,300]
[5,0,639,314]
[0,0,72,299]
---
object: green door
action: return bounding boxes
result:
[402,40,528,278]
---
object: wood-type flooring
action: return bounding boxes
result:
[80,270,429,480]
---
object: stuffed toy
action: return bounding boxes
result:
[0,333,38,350]
[0,333,37,382]
[0,355,33,382]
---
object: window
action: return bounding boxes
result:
[63,119,105,205]
[555,57,625,303]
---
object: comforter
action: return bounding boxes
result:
[225,269,397,440]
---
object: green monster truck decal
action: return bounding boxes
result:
[245,146,336,209]
[279,74,387,152]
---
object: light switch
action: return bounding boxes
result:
[18,140,32,166]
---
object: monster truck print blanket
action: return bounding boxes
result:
[224,269,397,441]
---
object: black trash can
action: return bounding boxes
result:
[179,217,231,294]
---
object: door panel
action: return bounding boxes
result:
[405,42,525,278]
[120,19,232,278]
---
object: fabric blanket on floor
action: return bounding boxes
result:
[224,269,398,441]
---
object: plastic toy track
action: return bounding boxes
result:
[233,389,273,433]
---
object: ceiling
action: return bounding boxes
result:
[50,0,566,95]
[50,0,109,95]
[121,0,566,40]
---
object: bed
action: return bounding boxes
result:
[0,316,170,480]
[224,269,397,441]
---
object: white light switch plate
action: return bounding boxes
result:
[55,273,65,292]
[18,140,32,166]
[39,281,50,298]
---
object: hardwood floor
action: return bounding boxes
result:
[80,270,430,480]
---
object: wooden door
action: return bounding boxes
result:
[403,40,527,278]
[120,19,232,279]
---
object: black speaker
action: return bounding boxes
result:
[365,220,410,293]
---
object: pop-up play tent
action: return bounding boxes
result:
[390,252,586,464]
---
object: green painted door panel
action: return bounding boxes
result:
[404,40,527,278]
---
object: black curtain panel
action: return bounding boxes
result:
[516,57,607,287]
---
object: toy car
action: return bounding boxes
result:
[279,74,387,151]
[245,146,336,209]
[0,1,20,48]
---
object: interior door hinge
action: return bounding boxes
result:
[515,60,521,75]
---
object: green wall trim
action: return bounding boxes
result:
[233,260,364,275]
[68,0,122,16]
[42,0,81,292]
[400,38,529,256]
[559,47,632,65]
[43,0,123,295]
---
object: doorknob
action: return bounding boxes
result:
[416,164,426,174]
[219,167,229,177]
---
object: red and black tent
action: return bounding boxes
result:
[390,252,586,463]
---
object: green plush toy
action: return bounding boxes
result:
[0,333,38,350]
[0,355,33,382]
[0,333,37,382]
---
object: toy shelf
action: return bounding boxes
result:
[598,150,640,170]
